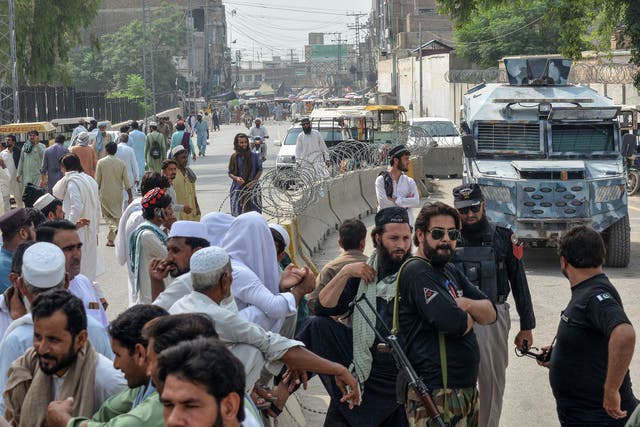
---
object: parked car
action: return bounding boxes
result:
[408,117,461,148]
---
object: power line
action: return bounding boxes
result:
[224,1,361,16]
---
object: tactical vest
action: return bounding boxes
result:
[451,224,500,303]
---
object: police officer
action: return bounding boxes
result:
[451,183,536,427]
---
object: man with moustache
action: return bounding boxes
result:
[398,202,496,426]
[297,207,414,426]
[149,220,210,310]
[375,144,420,226]
[450,183,536,427]
[295,117,330,178]
[4,291,125,426]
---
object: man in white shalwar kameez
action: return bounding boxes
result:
[221,212,313,333]
[168,246,361,403]
[52,153,103,281]
[295,117,330,179]
[128,188,175,305]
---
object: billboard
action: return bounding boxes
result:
[311,44,348,63]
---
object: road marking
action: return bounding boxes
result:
[628,204,640,213]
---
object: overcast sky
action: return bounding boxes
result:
[223,0,372,62]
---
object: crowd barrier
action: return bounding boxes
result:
[421,146,463,178]
[328,171,370,223]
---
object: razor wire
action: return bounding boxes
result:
[235,124,443,220]
[445,63,638,85]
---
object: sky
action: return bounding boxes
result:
[222,0,373,63]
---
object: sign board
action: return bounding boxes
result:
[311,45,348,63]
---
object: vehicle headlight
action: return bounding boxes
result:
[480,185,511,202]
[595,185,624,202]
[277,155,295,164]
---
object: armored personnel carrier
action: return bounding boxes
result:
[462,57,630,267]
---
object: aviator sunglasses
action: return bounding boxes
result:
[427,227,460,241]
[458,204,482,214]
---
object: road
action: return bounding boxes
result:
[96,121,640,426]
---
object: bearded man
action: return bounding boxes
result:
[397,202,496,427]
[227,133,262,216]
[294,117,330,178]
[296,207,413,426]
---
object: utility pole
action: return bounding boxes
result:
[331,33,347,96]
[419,21,423,117]
[185,0,197,116]
[0,0,19,123]
[347,12,367,90]
[142,0,156,123]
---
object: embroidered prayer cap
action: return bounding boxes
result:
[388,144,410,159]
[171,145,186,157]
[452,183,484,209]
[33,193,58,212]
[190,246,229,275]
[141,187,165,209]
[268,223,290,249]
[22,242,66,288]
[168,221,209,241]
[0,208,28,235]
[374,207,410,227]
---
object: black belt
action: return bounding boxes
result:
[496,294,508,304]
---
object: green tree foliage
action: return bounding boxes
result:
[438,0,638,86]
[67,3,186,93]
[454,1,563,68]
[0,0,100,83]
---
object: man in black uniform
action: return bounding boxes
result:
[296,207,413,426]
[541,225,637,426]
[450,183,536,427]
[398,201,496,427]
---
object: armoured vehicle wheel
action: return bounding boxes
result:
[627,170,640,195]
[604,215,630,268]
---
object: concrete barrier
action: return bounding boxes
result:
[329,171,370,222]
[422,146,463,178]
[359,166,386,213]
[296,180,340,255]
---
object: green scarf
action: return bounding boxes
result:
[352,249,398,386]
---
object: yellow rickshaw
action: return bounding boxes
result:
[0,122,57,146]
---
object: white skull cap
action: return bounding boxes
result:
[190,246,229,274]
[268,223,290,249]
[22,242,66,288]
[168,221,209,241]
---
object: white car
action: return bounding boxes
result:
[408,117,461,148]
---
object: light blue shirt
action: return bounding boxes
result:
[0,313,113,413]
[0,247,14,293]
[128,130,146,180]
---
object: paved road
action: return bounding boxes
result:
[96,124,640,426]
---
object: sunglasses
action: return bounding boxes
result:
[458,204,482,214]
[427,227,460,241]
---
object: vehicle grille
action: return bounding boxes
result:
[517,181,588,218]
[477,123,540,151]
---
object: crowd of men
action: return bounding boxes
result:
[0,116,636,427]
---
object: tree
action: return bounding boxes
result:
[0,0,101,83]
[437,0,639,86]
[66,3,186,93]
[454,1,563,68]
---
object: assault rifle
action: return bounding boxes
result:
[349,295,446,427]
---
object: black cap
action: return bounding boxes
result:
[300,117,310,124]
[452,183,484,209]
[375,207,410,227]
[389,144,410,159]
[0,208,28,234]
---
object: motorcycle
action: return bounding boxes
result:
[251,136,267,161]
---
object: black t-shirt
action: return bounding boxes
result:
[549,274,637,425]
[398,258,490,389]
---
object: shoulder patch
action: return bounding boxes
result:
[596,292,612,302]
[423,288,438,304]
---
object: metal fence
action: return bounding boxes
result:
[0,86,181,124]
